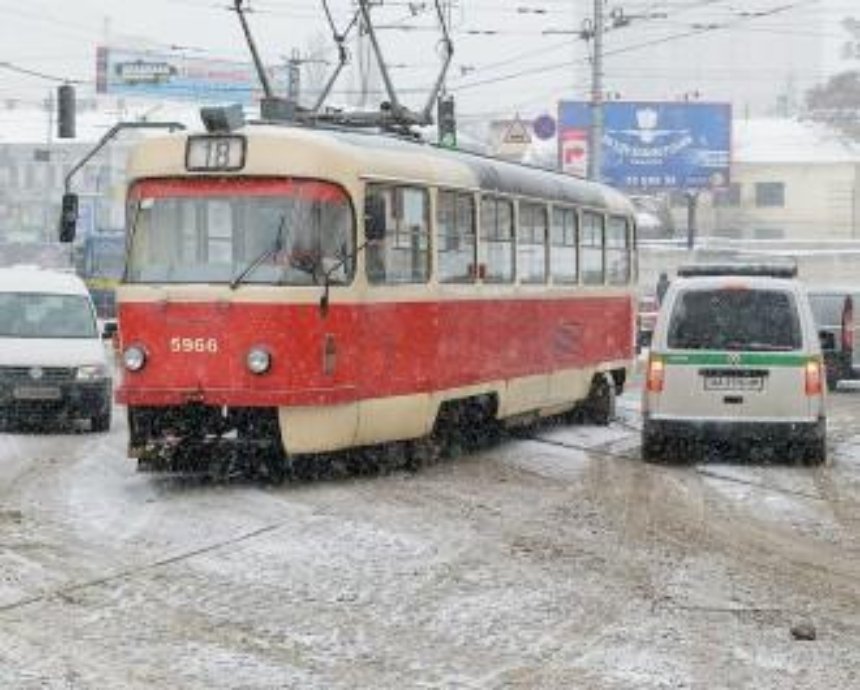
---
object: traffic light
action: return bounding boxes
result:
[57,84,76,139]
[437,95,456,148]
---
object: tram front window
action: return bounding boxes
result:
[126,179,354,285]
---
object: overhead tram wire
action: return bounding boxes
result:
[0,61,85,84]
[447,0,806,84]
[448,0,823,94]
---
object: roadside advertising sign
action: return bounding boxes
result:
[96,46,287,104]
[557,101,732,189]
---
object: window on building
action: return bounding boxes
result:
[581,211,605,285]
[550,206,578,284]
[755,182,785,208]
[366,185,430,285]
[480,196,514,283]
[437,190,476,283]
[518,202,548,284]
[606,216,630,285]
[712,183,741,208]
[754,227,784,240]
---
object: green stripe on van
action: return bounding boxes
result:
[660,352,811,367]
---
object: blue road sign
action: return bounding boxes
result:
[532,114,557,141]
[558,101,732,189]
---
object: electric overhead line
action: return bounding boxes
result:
[448,0,823,93]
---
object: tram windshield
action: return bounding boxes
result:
[125,179,354,285]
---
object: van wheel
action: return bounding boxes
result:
[580,373,616,426]
[799,435,826,466]
[642,425,667,463]
[91,409,112,433]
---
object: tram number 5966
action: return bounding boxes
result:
[170,337,219,354]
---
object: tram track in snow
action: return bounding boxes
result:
[524,419,855,507]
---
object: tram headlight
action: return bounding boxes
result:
[123,345,147,372]
[246,347,271,375]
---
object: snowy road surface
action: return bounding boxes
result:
[0,392,858,689]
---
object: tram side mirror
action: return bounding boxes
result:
[819,330,836,351]
[364,195,387,242]
[59,192,79,243]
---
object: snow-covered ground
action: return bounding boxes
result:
[0,389,858,688]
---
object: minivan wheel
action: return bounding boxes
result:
[799,435,826,466]
[91,408,112,433]
[642,429,666,464]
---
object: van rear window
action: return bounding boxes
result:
[668,289,802,351]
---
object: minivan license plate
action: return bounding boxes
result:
[13,386,62,401]
[704,376,763,392]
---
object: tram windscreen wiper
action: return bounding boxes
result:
[230,215,286,290]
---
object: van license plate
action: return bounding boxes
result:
[704,376,764,392]
[13,386,62,401]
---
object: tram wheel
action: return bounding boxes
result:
[576,373,617,426]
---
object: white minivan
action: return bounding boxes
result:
[0,266,112,431]
[642,264,826,464]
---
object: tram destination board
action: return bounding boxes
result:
[185,135,246,172]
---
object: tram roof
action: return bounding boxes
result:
[128,123,634,215]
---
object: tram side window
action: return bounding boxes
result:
[581,211,605,285]
[550,206,578,284]
[606,216,631,285]
[366,185,430,285]
[518,202,548,284]
[437,190,476,283]
[481,196,514,283]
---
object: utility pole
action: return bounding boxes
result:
[287,49,302,107]
[588,0,604,181]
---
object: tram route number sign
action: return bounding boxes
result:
[185,135,247,172]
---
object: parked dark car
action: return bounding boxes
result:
[808,288,860,391]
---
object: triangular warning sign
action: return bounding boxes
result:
[503,116,532,144]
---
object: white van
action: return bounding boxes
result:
[0,266,112,431]
[642,264,826,464]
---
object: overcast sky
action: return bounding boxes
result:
[0,0,856,129]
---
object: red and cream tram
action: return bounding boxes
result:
[113,122,637,471]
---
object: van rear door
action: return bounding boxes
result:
[652,286,814,421]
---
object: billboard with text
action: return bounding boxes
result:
[558,101,731,190]
[96,46,286,104]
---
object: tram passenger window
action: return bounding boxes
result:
[481,196,514,283]
[437,190,476,283]
[518,202,548,284]
[606,216,630,285]
[581,211,605,285]
[366,185,430,285]
[550,207,578,284]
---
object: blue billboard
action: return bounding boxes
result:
[96,46,287,104]
[558,101,731,190]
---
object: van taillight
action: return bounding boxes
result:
[646,356,665,393]
[805,359,823,396]
[842,297,854,352]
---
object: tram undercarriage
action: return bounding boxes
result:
[129,405,287,480]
